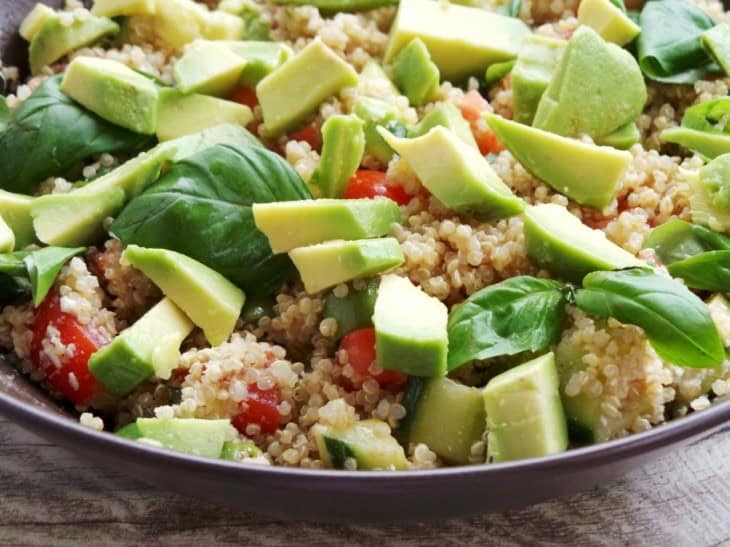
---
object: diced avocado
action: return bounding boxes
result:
[61,56,159,135]
[205,10,247,41]
[173,41,247,97]
[353,97,402,164]
[289,238,404,294]
[313,419,407,470]
[595,121,640,150]
[486,114,631,209]
[323,278,379,338]
[29,13,119,75]
[532,27,646,139]
[384,0,530,82]
[147,0,244,48]
[219,0,271,41]
[702,24,730,76]
[0,191,35,249]
[156,89,253,142]
[485,60,515,87]
[268,0,398,11]
[396,377,485,465]
[379,126,525,220]
[117,418,233,459]
[257,39,359,136]
[123,245,246,346]
[709,293,730,348]
[577,0,640,46]
[92,0,156,17]
[511,35,566,126]
[373,274,448,377]
[163,123,262,161]
[660,127,730,160]
[0,216,15,253]
[483,352,569,462]
[19,3,56,41]
[311,115,365,198]
[524,203,644,282]
[253,198,401,253]
[392,38,440,106]
[223,41,293,87]
[220,439,262,461]
[685,163,730,232]
[359,59,396,92]
[89,298,195,396]
[410,103,477,149]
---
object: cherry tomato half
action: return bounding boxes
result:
[339,328,407,387]
[232,384,281,435]
[343,170,412,206]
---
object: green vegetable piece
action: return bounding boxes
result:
[257,39,359,136]
[358,59,398,93]
[577,0,640,46]
[695,153,730,214]
[379,126,525,220]
[253,198,400,254]
[661,127,730,160]
[396,377,486,465]
[0,217,14,253]
[497,0,522,17]
[576,268,725,368]
[667,250,730,292]
[268,0,397,11]
[644,218,730,265]
[685,157,730,232]
[485,60,515,87]
[19,3,56,41]
[524,204,644,282]
[163,123,263,161]
[173,41,247,97]
[594,121,641,150]
[0,98,9,133]
[702,23,730,75]
[323,278,379,338]
[91,0,156,17]
[143,0,244,48]
[0,191,35,249]
[410,103,477,149]
[447,275,568,371]
[123,245,246,346]
[223,41,293,87]
[533,27,647,139]
[482,352,569,463]
[24,246,85,306]
[392,38,440,106]
[352,97,402,164]
[373,274,448,377]
[660,97,730,158]
[0,251,31,277]
[220,440,262,461]
[486,114,632,209]
[117,418,233,459]
[313,419,407,470]
[241,294,275,324]
[384,0,530,82]
[312,115,365,198]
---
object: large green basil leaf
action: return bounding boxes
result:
[0,75,152,195]
[666,250,730,291]
[643,218,730,265]
[446,276,568,371]
[0,97,9,133]
[575,268,724,368]
[24,246,86,306]
[637,0,718,83]
[111,144,312,296]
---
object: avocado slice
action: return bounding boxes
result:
[222,41,293,87]
[396,376,485,465]
[594,121,640,150]
[384,0,530,81]
[373,274,448,377]
[123,245,246,347]
[0,191,35,249]
[19,3,56,41]
[410,103,477,149]
[323,278,379,339]
[61,56,159,135]
[257,39,359,136]
[577,0,640,46]
[91,0,156,17]
[359,59,397,93]
[379,126,525,220]
[482,352,569,463]
[685,163,730,232]
[117,418,233,459]
[289,238,404,294]
[89,297,195,396]
[392,37,440,106]
[486,114,631,209]
[173,41,247,97]
[0,217,15,253]
[145,0,244,48]
[353,97,403,164]
[312,115,365,198]
[253,198,401,254]
[524,203,644,282]
[313,419,408,470]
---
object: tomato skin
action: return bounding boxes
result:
[289,123,322,153]
[339,328,407,387]
[475,130,504,155]
[459,90,490,124]
[232,384,281,435]
[228,85,259,109]
[343,170,412,206]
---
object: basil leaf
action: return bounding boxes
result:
[111,144,312,296]
[0,251,32,277]
[23,246,85,306]
[666,250,730,291]
[0,75,152,195]
[637,0,718,83]
[0,97,9,133]
[575,268,724,368]
[446,276,568,371]
[0,275,31,305]
[485,60,516,87]
[643,218,730,265]
[682,97,730,134]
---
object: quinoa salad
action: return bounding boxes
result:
[3,0,730,471]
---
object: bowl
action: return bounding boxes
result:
[2,0,729,523]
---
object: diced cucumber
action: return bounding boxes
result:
[313,419,407,470]
[323,278,379,338]
[116,418,233,459]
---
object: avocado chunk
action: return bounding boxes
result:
[220,439,262,461]
[29,12,119,75]
[524,204,644,282]
[253,198,401,254]
[91,0,156,17]
[89,298,195,396]
[143,0,244,48]
[0,191,35,249]
[289,238,404,294]
[594,121,640,150]
[532,27,646,140]
[660,127,730,160]
[373,274,448,377]
[219,0,271,40]
[685,158,730,232]
[482,352,569,463]
[703,24,730,76]
[397,377,485,465]
[384,0,530,81]
[410,103,477,149]
[485,60,515,87]
[353,97,403,164]
[156,89,253,142]
[577,0,641,46]
[173,41,247,97]
[123,245,246,346]
[19,3,56,41]
[379,126,525,220]
[117,418,234,459]
[257,39,359,136]
[323,278,379,338]
[163,122,263,161]
[511,35,566,126]
[61,56,159,135]
[392,38,440,106]
[486,114,632,209]
[311,115,365,198]
[359,59,399,95]
[0,217,15,253]
[222,41,293,87]
[313,419,407,470]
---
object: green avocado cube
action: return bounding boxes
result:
[323,278,379,338]
[174,41,247,97]
[146,0,244,48]
[313,419,407,470]
[410,102,477,149]
[91,0,156,17]
[312,115,365,198]
[0,191,35,249]
[353,97,402,164]
[117,418,233,459]
[594,121,640,150]
[19,3,56,41]
[702,24,730,76]
[577,0,640,46]
[392,38,440,106]
[222,41,293,87]
[685,158,730,232]
[373,274,448,377]
[0,216,15,253]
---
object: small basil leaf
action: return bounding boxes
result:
[0,251,32,277]
[643,218,730,265]
[0,97,9,133]
[446,276,568,371]
[23,247,86,306]
[0,274,31,305]
[576,268,724,368]
[666,250,730,291]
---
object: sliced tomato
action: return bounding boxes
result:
[232,384,281,435]
[289,123,322,153]
[343,170,412,206]
[339,328,407,387]
[475,130,504,155]
[228,85,259,109]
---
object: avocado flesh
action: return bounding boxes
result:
[577,0,640,46]
[353,97,402,164]
[323,278,379,338]
[523,204,644,283]
[289,238,404,294]
[117,418,233,459]
[410,102,477,149]
[173,41,247,97]
[0,191,35,249]
[313,419,408,470]
[482,352,569,462]
[123,245,246,347]
[253,198,401,254]
[595,121,640,150]
[91,0,156,17]
[686,166,730,232]
[19,3,56,41]
[144,0,244,48]
[0,217,15,253]
[392,38,440,106]
[222,41,293,87]
[486,114,632,209]
[373,274,448,377]
[89,298,195,395]
[702,24,730,76]
[314,115,366,198]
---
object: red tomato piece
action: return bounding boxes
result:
[339,328,407,387]
[232,384,281,435]
[289,123,322,153]
[475,130,504,155]
[343,170,412,206]
[228,85,259,109]
[459,90,490,124]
